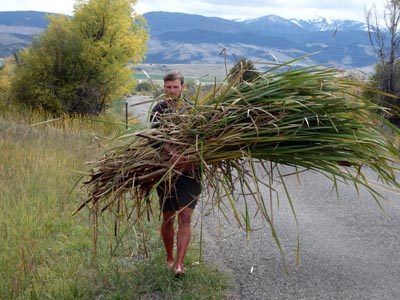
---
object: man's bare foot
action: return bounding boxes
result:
[174,265,185,278]
[166,261,174,270]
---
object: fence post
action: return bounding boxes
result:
[125,101,128,129]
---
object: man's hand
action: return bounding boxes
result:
[164,144,195,172]
[170,152,195,172]
[337,161,352,167]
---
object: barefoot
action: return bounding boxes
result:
[166,261,174,270]
[174,265,185,278]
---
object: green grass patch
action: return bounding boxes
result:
[0,110,230,299]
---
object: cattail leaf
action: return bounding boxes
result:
[77,62,400,265]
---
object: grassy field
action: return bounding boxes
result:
[0,107,229,299]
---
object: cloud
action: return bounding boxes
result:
[0,0,74,14]
[135,0,374,21]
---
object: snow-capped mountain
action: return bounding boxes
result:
[241,14,368,32]
[290,16,368,31]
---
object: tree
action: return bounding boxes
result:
[227,57,259,84]
[0,57,16,104]
[10,0,148,115]
[10,15,78,113]
[136,81,153,93]
[366,0,400,125]
[184,81,198,99]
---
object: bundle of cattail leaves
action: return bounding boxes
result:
[76,62,400,255]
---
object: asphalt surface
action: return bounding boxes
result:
[127,96,400,299]
[126,95,154,123]
[198,166,400,300]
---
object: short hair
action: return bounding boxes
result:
[163,70,184,84]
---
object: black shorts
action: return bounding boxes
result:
[157,173,201,212]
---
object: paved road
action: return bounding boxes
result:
[198,166,400,300]
[126,95,154,123]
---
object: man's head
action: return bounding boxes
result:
[163,70,185,98]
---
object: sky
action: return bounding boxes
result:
[0,0,386,22]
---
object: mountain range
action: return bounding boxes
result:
[0,11,377,70]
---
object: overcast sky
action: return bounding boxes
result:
[0,0,385,22]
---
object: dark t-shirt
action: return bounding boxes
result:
[149,99,201,211]
[150,99,191,128]
[150,100,169,128]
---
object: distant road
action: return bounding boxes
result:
[199,166,400,300]
[125,95,153,123]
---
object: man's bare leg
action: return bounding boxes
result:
[175,207,193,275]
[161,210,176,268]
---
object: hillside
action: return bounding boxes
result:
[0,11,53,57]
[0,10,377,70]
[143,12,375,69]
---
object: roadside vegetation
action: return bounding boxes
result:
[366,0,400,126]
[0,105,230,299]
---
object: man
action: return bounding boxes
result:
[150,70,201,277]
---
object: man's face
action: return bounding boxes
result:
[164,79,185,97]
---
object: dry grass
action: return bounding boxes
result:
[0,105,230,299]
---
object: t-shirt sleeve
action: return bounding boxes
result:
[150,102,166,128]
